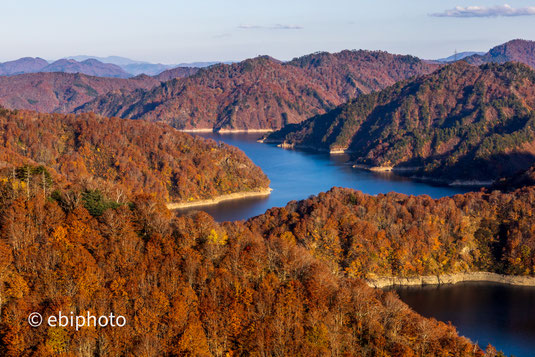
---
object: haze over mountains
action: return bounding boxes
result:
[0,68,199,114]
[0,57,131,78]
[0,72,161,113]
[0,57,49,76]
[435,51,485,63]
[0,55,230,78]
[65,55,174,76]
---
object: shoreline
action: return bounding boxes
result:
[449,179,494,186]
[265,143,495,188]
[352,165,493,187]
[179,128,214,132]
[366,272,535,288]
[180,128,274,133]
[166,188,273,210]
[353,164,424,173]
[217,128,274,133]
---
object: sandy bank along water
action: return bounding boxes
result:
[367,272,535,288]
[180,128,274,133]
[167,188,273,210]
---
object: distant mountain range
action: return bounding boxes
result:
[76,51,439,130]
[1,39,534,133]
[0,57,130,78]
[0,67,199,114]
[434,39,535,68]
[0,56,228,78]
[265,61,535,183]
[0,57,49,76]
[65,56,231,75]
[435,51,485,63]
[65,55,176,76]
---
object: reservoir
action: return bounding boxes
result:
[184,132,534,357]
[185,132,471,221]
[393,283,535,357]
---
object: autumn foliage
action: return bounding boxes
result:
[0,169,489,356]
[76,51,438,130]
[267,61,535,183]
[0,108,269,203]
[0,72,161,113]
[249,185,535,279]
[464,39,535,69]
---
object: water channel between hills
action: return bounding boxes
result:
[180,132,534,357]
[183,132,471,222]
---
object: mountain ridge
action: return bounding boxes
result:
[0,72,161,113]
[76,50,439,130]
[265,61,535,183]
[464,39,535,68]
[0,57,131,77]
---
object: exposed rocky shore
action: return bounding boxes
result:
[367,272,535,288]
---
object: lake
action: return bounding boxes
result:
[182,132,534,357]
[393,283,535,357]
[181,132,471,221]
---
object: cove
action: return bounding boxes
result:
[392,282,535,357]
[180,132,471,222]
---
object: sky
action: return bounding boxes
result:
[1,0,535,64]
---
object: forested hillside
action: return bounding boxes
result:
[76,51,438,130]
[464,39,535,69]
[248,185,535,280]
[0,168,495,356]
[0,72,160,113]
[266,62,535,183]
[0,108,269,203]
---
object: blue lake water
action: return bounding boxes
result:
[182,132,471,221]
[180,132,534,357]
[393,283,535,357]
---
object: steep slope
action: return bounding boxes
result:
[464,39,535,68]
[0,175,487,356]
[76,51,439,130]
[0,57,48,75]
[288,50,439,98]
[0,108,269,203]
[42,58,131,78]
[265,62,535,183]
[248,186,535,281]
[0,72,161,113]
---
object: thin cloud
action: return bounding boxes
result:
[238,24,303,30]
[431,4,535,18]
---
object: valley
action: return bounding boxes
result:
[2,36,535,356]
